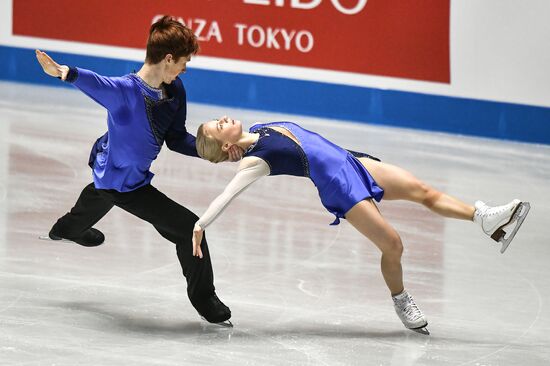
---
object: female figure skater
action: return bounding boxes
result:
[191,116,530,333]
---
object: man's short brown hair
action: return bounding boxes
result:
[145,16,199,64]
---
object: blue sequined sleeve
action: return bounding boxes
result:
[164,84,199,157]
[66,67,129,114]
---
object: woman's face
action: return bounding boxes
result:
[202,116,243,149]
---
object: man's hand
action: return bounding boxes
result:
[227,145,244,162]
[35,50,69,80]
[192,224,204,259]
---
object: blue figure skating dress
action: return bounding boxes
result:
[245,122,384,224]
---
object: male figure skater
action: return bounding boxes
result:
[35,16,240,325]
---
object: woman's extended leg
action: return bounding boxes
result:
[359,158,475,220]
[345,199,404,295]
[358,157,529,253]
[345,199,428,331]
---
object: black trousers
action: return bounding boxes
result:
[52,183,216,307]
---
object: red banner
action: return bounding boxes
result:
[13,0,450,82]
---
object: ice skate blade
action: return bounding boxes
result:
[497,202,530,254]
[39,235,74,243]
[200,316,233,328]
[39,235,105,247]
[410,327,430,335]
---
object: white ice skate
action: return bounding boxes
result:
[474,199,530,253]
[392,290,429,335]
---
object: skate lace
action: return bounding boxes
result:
[396,295,423,321]
[487,205,508,217]
[476,204,507,228]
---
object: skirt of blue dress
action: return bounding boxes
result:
[317,153,384,225]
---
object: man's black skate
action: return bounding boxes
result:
[47,227,105,247]
[194,293,232,327]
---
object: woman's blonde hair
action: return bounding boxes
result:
[196,124,229,163]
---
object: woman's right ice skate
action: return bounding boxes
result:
[474,199,530,253]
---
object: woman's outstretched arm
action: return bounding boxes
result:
[192,157,270,258]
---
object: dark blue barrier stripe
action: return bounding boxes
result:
[3,45,550,144]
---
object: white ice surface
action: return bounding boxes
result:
[0,81,549,366]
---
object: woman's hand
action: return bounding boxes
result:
[35,50,69,80]
[192,223,204,259]
[227,145,244,162]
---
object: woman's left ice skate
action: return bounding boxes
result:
[392,290,430,335]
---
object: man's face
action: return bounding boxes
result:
[163,54,190,83]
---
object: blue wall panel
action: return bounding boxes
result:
[3,45,549,144]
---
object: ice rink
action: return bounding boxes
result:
[1,81,549,365]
